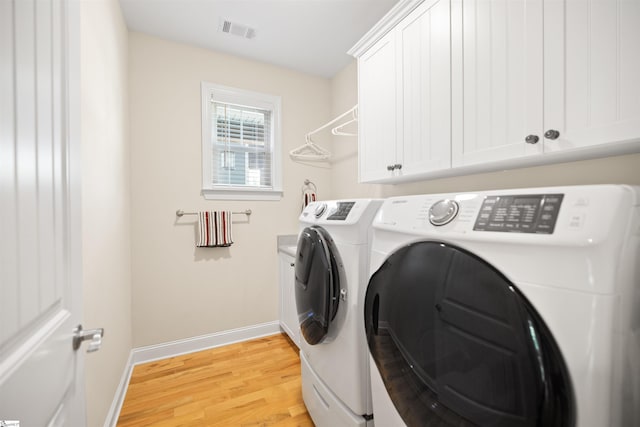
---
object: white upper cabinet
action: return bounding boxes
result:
[352,0,451,183]
[351,0,640,184]
[358,30,398,182]
[543,0,640,153]
[398,0,451,176]
[453,0,640,166]
[451,0,544,166]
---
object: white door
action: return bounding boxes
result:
[358,30,398,183]
[543,0,640,152]
[451,0,544,167]
[0,0,85,425]
[397,0,451,177]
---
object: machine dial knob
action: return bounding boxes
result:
[429,199,459,226]
[314,203,327,218]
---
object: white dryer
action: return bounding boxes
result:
[295,199,382,426]
[364,185,640,427]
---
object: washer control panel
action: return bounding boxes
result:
[429,199,459,226]
[327,201,356,220]
[473,194,564,234]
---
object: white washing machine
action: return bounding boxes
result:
[295,199,382,426]
[364,185,640,427]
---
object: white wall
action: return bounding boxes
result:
[80,0,132,426]
[330,60,640,199]
[129,33,332,347]
[330,61,380,199]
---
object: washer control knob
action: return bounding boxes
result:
[314,203,327,218]
[429,199,459,226]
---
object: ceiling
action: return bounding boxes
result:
[119,0,399,78]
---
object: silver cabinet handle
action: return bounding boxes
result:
[394,163,402,170]
[525,135,539,144]
[386,165,394,171]
[290,263,295,267]
[73,324,104,353]
[544,129,560,140]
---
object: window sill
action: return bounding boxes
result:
[202,188,283,201]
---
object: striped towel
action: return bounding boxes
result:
[197,211,233,247]
[302,189,317,211]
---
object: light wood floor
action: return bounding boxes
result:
[117,333,314,427]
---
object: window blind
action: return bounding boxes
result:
[211,102,273,188]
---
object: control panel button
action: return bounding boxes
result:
[314,203,327,218]
[568,212,585,229]
[429,199,459,226]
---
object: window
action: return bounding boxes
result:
[201,82,282,200]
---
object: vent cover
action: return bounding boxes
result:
[219,19,256,39]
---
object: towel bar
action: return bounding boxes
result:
[176,209,252,217]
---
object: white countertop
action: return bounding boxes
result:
[277,234,297,257]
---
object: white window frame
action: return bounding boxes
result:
[201,82,283,200]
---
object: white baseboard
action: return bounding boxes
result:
[103,351,134,427]
[104,321,282,427]
[130,320,282,365]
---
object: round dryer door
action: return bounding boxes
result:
[365,241,575,427]
[294,226,341,345]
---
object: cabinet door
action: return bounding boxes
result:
[397,0,451,176]
[278,253,299,346]
[358,30,398,182]
[543,0,640,152]
[452,0,544,167]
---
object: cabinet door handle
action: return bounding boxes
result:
[290,263,295,267]
[525,135,539,144]
[394,163,402,170]
[386,164,394,171]
[544,129,560,140]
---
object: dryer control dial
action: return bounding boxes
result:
[314,203,327,218]
[429,199,459,226]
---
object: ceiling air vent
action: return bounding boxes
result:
[219,19,256,40]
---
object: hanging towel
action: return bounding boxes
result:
[197,211,233,247]
[302,189,317,210]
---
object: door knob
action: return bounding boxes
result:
[73,324,104,353]
[544,129,560,140]
[525,135,539,144]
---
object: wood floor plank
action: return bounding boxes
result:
[117,333,314,427]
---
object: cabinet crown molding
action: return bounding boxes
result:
[348,0,424,58]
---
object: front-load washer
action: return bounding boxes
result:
[364,185,640,427]
[295,199,382,426]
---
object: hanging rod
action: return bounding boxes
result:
[306,105,358,139]
[176,209,252,217]
[290,105,358,162]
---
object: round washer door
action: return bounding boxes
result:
[364,241,575,427]
[294,226,341,345]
